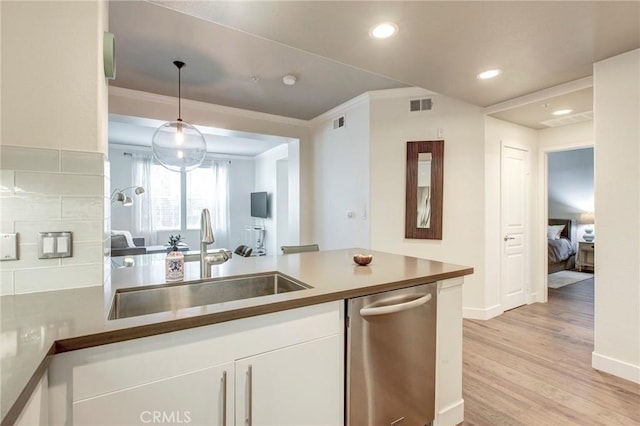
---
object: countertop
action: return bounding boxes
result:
[1,248,473,424]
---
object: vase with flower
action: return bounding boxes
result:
[165,234,185,282]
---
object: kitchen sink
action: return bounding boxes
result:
[109,273,311,320]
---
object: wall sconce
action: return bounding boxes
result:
[111,186,145,206]
[579,212,595,242]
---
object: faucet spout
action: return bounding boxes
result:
[200,208,215,278]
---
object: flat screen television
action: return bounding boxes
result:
[251,192,268,218]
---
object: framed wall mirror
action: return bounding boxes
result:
[405,140,444,239]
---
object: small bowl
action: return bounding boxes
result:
[353,253,373,266]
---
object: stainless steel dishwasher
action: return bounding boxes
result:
[346,282,437,426]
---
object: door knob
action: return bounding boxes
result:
[504,235,515,241]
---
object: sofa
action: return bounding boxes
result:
[110,233,146,257]
[110,231,190,257]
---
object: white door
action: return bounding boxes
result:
[235,335,342,426]
[501,145,529,311]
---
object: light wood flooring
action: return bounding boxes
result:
[461,278,640,425]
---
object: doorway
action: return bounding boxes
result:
[538,143,594,302]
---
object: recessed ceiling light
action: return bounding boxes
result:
[552,109,573,116]
[476,69,502,80]
[369,22,398,39]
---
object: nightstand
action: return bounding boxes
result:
[577,242,595,272]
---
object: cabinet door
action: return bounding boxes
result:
[235,334,342,426]
[74,362,233,425]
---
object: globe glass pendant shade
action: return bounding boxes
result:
[152,120,206,172]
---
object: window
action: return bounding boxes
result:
[186,167,213,229]
[145,161,229,242]
[150,164,181,230]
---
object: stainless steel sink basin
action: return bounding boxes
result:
[109,273,310,320]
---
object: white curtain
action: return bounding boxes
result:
[132,154,157,245]
[204,160,230,248]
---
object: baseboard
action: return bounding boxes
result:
[463,304,502,320]
[592,351,640,384]
[435,399,464,426]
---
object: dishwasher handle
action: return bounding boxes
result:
[360,293,432,317]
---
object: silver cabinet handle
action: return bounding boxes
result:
[245,365,253,426]
[360,293,431,316]
[504,235,515,241]
[221,371,227,426]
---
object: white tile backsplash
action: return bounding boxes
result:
[62,197,104,219]
[0,170,15,194]
[61,151,104,175]
[14,264,103,294]
[0,270,15,295]
[1,145,107,294]
[15,220,103,244]
[1,221,14,233]
[15,172,103,196]
[61,241,104,266]
[1,195,62,221]
[0,244,59,271]
[0,146,59,172]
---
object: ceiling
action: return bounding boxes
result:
[108,1,639,145]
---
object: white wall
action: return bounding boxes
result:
[368,88,486,313]
[1,1,108,154]
[538,121,594,149]
[254,144,289,255]
[548,148,594,223]
[0,1,109,293]
[310,95,370,250]
[108,147,135,232]
[484,117,539,314]
[592,49,640,383]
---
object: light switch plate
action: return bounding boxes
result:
[38,232,72,259]
[0,233,19,261]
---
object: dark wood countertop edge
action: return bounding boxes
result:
[2,266,473,424]
[1,347,55,426]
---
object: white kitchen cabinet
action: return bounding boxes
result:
[73,362,233,426]
[48,302,343,425]
[235,335,342,426]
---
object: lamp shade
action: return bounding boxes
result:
[579,212,595,225]
[152,121,206,172]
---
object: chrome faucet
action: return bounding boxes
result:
[199,208,230,278]
[200,208,215,277]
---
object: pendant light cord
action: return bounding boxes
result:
[173,60,186,121]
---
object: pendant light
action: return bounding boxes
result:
[152,61,206,172]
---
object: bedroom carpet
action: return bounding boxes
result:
[548,270,593,289]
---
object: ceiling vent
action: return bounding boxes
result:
[410,98,433,112]
[333,115,346,129]
[540,111,593,128]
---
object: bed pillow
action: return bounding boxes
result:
[547,224,565,240]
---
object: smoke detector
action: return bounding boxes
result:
[282,75,297,86]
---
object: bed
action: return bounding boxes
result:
[548,218,577,274]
